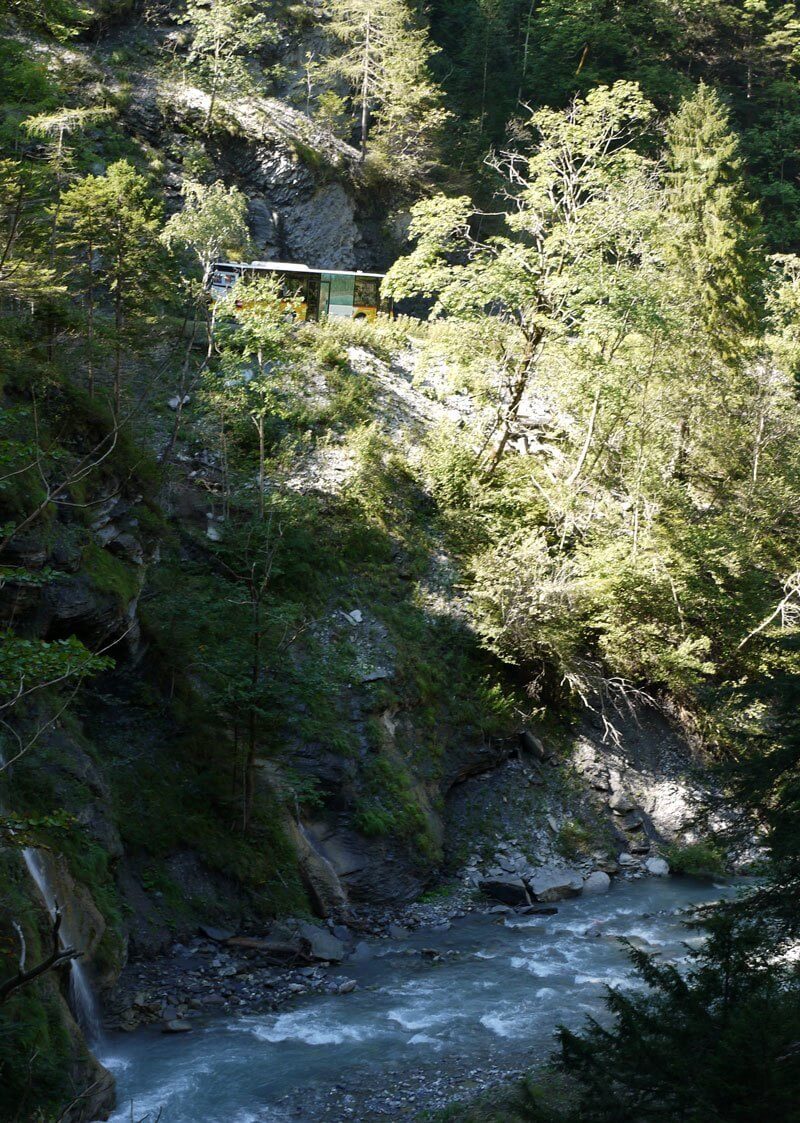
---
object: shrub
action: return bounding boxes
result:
[665,839,726,877]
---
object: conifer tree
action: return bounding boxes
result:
[663,83,763,348]
[322,0,448,176]
[181,0,277,129]
[59,161,164,412]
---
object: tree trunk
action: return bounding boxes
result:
[482,328,543,476]
[114,286,122,415]
[86,241,95,399]
[206,33,221,129]
[518,0,537,100]
[243,592,262,834]
[567,385,601,487]
[258,416,265,520]
[360,12,371,160]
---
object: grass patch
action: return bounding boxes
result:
[80,541,139,605]
[554,819,593,862]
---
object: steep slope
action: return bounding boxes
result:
[0,5,769,1122]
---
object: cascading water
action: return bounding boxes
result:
[20,846,104,1044]
[105,876,742,1123]
[1,744,103,1044]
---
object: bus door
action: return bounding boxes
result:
[318,274,332,317]
[324,273,355,318]
[306,273,322,320]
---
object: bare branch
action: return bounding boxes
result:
[737,572,800,650]
[0,906,80,1005]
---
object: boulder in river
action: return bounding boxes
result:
[645,856,670,877]
[582,871,611,895]
[527,868,583,902]
[297,922,346,962]
[162,1019,193,1033]
[478,877,531,906]
[199,925,236,942]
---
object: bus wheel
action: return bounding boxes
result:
[353,312,367,321]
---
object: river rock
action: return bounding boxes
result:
[297,922,346,962]
[199,925,236,942]
[645,856,670,877]
[162,1019,193,1033]
[618,853,639,867]
[479,877,531,906]
[519,730,553,763]
[527,868,583,902]
[582,871,611,895]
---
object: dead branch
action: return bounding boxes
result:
[0,905,80,1005]
[737,571,800,650]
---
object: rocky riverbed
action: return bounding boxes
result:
[102,876,742,1123]
[109,856,663,1035]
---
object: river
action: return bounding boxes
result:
[102,877,738,1122]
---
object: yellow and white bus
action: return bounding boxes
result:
[209,260,390,322]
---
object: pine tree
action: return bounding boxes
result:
[181,0,277,129]
[663,84,762,347]
[322,0,448,177]
[59,161,164,412]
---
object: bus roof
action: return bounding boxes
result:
[213,261,386,280]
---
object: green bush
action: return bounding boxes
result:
[665,839,726,877]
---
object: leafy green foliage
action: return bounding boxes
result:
[426,0,800,247]
[390,81,800,718]
[161,179,250,282]
[0,633,112,702]
[664,839,727,877]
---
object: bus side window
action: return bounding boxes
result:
[353,277,379,308]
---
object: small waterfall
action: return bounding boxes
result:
[1,744,104,1045]
[20,847,104,1045]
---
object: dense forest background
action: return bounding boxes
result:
[1,1,800,1121]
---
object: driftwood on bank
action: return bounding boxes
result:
[225,935,314,966]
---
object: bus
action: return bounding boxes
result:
[208,261,390,322]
